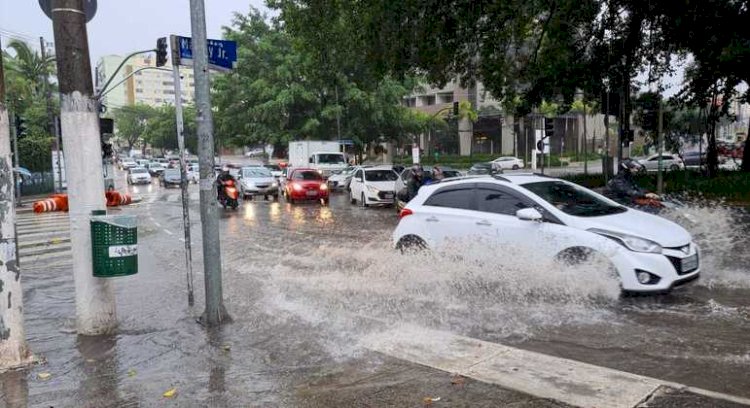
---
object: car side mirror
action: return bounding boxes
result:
[516,208,543,222]
[308,157,314,164]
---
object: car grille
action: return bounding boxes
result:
[666,254,699,275]
[256,184,270,188]
[377,191,393,199]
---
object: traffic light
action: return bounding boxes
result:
[14,116,27,138]
[544,117,554,139]
[452,101,459,116]
[156,37,168,67]
[100,118,114,159]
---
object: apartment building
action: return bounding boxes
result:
[96,54,195,109]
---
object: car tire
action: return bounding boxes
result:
[349,190,356,205]
[556,247,595,266]
[274,194,280,201]
[512,164,519,170]
[670,164,679,171]
[321,197,329,206]
[396,235,427,254]
[360,193,368,208]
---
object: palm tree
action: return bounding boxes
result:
[4,39,55,95]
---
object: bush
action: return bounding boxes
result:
[18,136,53,173]
[561,170,750,203]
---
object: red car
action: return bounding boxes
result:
[284,168,329,205]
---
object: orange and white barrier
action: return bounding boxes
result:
[105,191,133,207]
[32,194,69,213]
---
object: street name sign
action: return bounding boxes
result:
[170,35,237,72]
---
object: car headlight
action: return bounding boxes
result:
[320,183,328,190]
[366,185,379,193]
[271,181,278,187]
[589,228,662,253]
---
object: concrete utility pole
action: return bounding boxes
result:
[0,35,32,370]
[190,0,227,325]
[169,59,195,307]
[51,0,116,334]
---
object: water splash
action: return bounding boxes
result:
[260,237,621,351]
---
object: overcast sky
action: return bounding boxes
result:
[0,0,267,61]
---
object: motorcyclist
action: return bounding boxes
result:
[216,165,236,201]
[607,161,661,206]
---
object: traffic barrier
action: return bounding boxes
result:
[105,191,133,207]
[32,194,69,213]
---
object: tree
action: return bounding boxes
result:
[142,105,197,154]
[3,40,55,95]
[213,7,428,158]
[112,104,155,152]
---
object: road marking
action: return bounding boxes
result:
[163,229,174,235]
[362,326,750,408]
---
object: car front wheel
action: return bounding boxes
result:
[349,190,356,205]
[360,193,368,208]
[396,235,427,253]
[512,164,520,170]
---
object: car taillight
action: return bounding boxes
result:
[399,208,413,219]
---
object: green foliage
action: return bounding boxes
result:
[112,104,156,150]
[17,136,53,173]
[219,5,428,152]
[562,171,750,204]
[142,105,197,154]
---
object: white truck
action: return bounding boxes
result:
[288,141,347,177]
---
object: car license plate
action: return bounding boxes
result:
[306,190,318,197]
[383,193,394,200]
[681,254,698,272]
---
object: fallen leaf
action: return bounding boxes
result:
[222,344,231,351]
[127,369,136,377]
[450,374,465,386]
[37,372,51,380]
[85,358,96,363]
[163,388,177,398]
[422,396,441,405]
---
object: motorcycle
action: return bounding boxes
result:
[219,179,240,209]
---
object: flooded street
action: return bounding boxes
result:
[5,178,750,406]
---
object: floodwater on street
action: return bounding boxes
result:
[4,175,749,406]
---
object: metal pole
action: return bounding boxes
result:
[604,91,610,184]
[0,34,33,370]
[40,37,62,193]
[583,105,588,175]
[51,0,116,335]
[189,0,227,326]
[10,112,20,205]
[657,98,664,195]
[171,62,195,307]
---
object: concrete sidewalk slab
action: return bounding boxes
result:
[363,326,750,408]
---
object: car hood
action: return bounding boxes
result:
[132,173,150,178]
[243,177,276,185]
[577,209,691,247]
[367,180,396,191]
[329,174,351,181]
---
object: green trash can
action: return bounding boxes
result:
[91,213,138,277]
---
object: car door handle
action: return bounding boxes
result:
[426,216,439,222]
[476,220,492,226]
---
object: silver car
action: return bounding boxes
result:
[238,167,280,200]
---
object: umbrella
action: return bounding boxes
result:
[13,167,32,178]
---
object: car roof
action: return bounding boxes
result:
[361,165,396,171]
[428,173,556,187]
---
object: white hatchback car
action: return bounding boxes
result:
[393,174,700,293]
[491,156,525,170]
[638,154,685,171]
[349,165,400,207]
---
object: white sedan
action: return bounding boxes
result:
[491,156,525,170]
[393,174,699,293]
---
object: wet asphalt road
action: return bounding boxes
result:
[4,173,750,407]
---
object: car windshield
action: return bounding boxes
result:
[151,163,164,169]
[317,154,345,164]
[132,168,147,174]
[365,169,397,181]
[264,164,281,171]
[522,181,626,217]
[243,168,272,178]
[443,170,461,178]
[164,169,180,177]
[293,171,322,181]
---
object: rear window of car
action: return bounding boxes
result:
[293,171,322,181]
[131,168,147,174]
[424,186,474,210]
[365,170,398,181]
[164,169,180,177]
